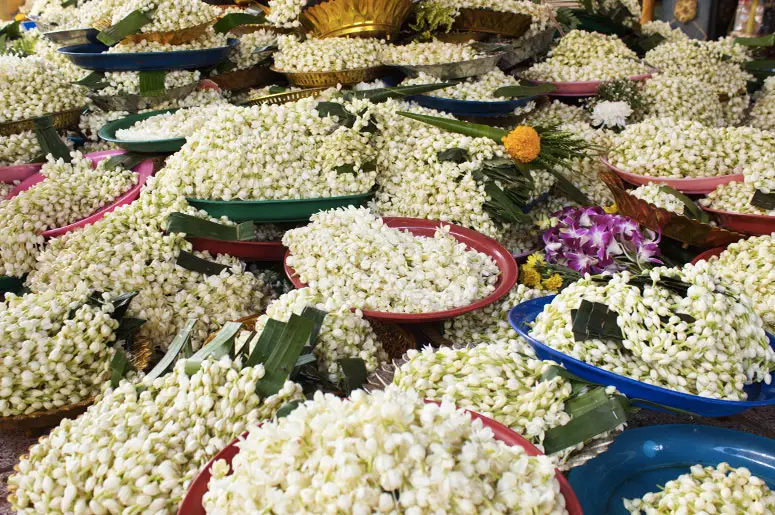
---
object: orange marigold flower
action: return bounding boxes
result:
[502,126,541,164]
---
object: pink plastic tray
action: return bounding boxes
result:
[0,162,43,183]
[528,73,652,97]
[189,237,286,262]
[5,149,154,238]
[690,246,726,265]
[601,157,744,195]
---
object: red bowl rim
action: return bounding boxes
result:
[189,237,286,261]
[528,72,652,89]
[5,150,154,237]
[601,157,744,192]
[282,217,518,323]
[0,162,44,184]
[701,205,775,221]
[177,405,583,515]
[189,237,284,247]
[690,246,726,265]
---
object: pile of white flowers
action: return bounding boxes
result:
[0,152,138,277]
[159,97,377,201]
[251,287,388,382]
[444,283,544,351]
[402,69,521,101]
[641,20,688,42]
[202,387,568,514]
[213,29,276,74]
[111,0,219,33]
[266,0,306,27]
[624,462,775,514]
[0,182,16,198]
[105,31,229,54]
[700,181,775,215]
[749,76,775,130]
[64,0,125,29]
[8,357,303,514]
[522,30,649,82]
[26,29,88,82]
[531,267,775,400]
[97,70,201,96]
[381,40,482,65]
[644,40,752,126]
[284,206,500,313]
[701,235,775,332]
[630,183,685,215]
[608,118,775,178]
[524,100,590,126]
[0,55,86,123]
[274,35,385,72]
[115,103,229,141]
[0,289,121,416]
[393,343,573,451]
[553,120,614,206]
[0,131,42,166]
[642,74,725,127]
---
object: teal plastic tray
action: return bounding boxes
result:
[99,109,185,153]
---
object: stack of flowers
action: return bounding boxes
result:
[630,182,686,216]
[641,74,726,127]
[401,69,523,101]
[749,76,775,130]
[381,40,483,66]
[273,35,385,73]
[113,103,230,141]
[108,0,219,35]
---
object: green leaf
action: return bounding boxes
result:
[0,34,7,55]
[571,300,623,342]
[145,319,197,381]
[335,164,356,175]
[337,357,367,394]
[176,251,229,276]
[245,318,286,367]
[745,59,775,71]
[437,148,470,163]
[213,12,266,34]
[300,306,327,347]
[657,185,709,223]
[543,392,628,454]
[316,102,357,127]
[276,399,302,418]
[110,348,131,387]
[73,71,107,90]
[547,169,590,205]
[541,365,596,396]
[167,213,255,241]
[751,189,775,210]
[493,84,557,98]
[105,291,138,322]
[33,116,71,163]
[268,86,286,94]
[139,71,166,97]
[0,21,21,40]
[97,9,154,47]
[735,33,775,47]
[397,111,508,142]
[185,321,243,375]
[345,83,455,103]
[101,152,150,171]
[115,317,145,344]
[61,0,77,7]
[294,353,316,367]
[482,182,531,224]
[256,314,314,398]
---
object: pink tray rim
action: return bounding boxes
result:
[601,157,744,193]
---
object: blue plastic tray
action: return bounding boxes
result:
[408,95,540,117]
[58,39,238,71]
[569,424,775,514]
[509,295,775,417]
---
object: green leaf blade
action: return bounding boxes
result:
[397,111,508,142]
[167,213,255,241]
[97,10,153,47]
[256,314,313,398]
[213,12,266,34]
[145,319,197,381]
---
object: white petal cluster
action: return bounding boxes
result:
[266,0,307,28]
[748,76,775,130]
[700,181,775,215]
[98,70,201,96]
[640,20,688,42]
[444,283,545,351]
[642,74,725,127]
[609,117,775,178]
[531,267,775,400]
[0,55,86,123]
[522,30,649,82]
[25,0,75,26]
[105,30,229,53]
[394,343,572,451]
[0,130,42,166]
[0,151,138,277]
[64,0,125,29]
[624,462,775,514]
[523,99,591,126]
[284,206,500,313]
[402,69,521,101]
[274,35,385,72]
[8,357,304,514]
[701,235,775,332]
[381,40,482,66]
[115,103,231,141]
[203,387,568,514]
[630,182,685,215]
[111,0,219,33]
[27,30,89,82]
[590,100,632,129]
[215,29,276,73]
[252,287,388,382]
[0,289,120,416]
[553,120,615,206]
[0,182,16,198]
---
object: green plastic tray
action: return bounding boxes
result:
[186,190,375,222]
[98,108,186,153]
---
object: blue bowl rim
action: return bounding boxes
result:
[58,38,238,57]
[410,94,541,109]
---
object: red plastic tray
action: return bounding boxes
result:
[690,246,726,265]
[0,162,43,183]
[177,407,583,515]
[189,237,286,261]
[5,150,154,238]
[528,73,651,97]
[283,217,518,323]
[701,206,775,236]
[601,157,744,195]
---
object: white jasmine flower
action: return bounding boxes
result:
[591,100,632,129]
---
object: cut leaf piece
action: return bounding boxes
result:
[493,83,557,98]
[276,399,302,418]
[213,12,267,34]
[658,185,709,223]
[101,151,151,171]
[315,102,356,127]
[185,321,243,375]
[437,148,470,163]
[397,111,508,141]
[337,357,367,394]
[74,71,107,90]
[97,9,153,46]
[245,318,286,368]
[176,251,229,276]
[300,306,327,347]
[167,213,255,241]
[33,116,71,162]
[139,71,166,97]
[751,190,775,211]
[571,300,623,342]
[145,318,197,381]
[543,393,628,454]
[346,83,454,102]
[255,314,313,398]
[110,348,131,387]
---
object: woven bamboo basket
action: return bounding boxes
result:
[272,66,389,88]
[238,87,328,106]
[0,107,84,137]
[451,8,533,38]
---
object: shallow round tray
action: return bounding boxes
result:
[452,8,532,38]
[569,425,775,514]
[271,65,388,87]
[88,82,198,112]
[602,157,744,195]
[189,238,285,261]
[177,408,583,515]
[509,295,775,417]
[6,149,154,238]
[58,39,238,71]
[526,73,652,97]
[209,61,279,91]
[702,206,775,236]
[284,217,518,323]
[0,162,43,183]
[386,53,502,80]
[690,246,725,265]
[99,109,185,153]
[238,87,328,106]
[186,190,374,223]
[42,27,100,46]
[0,107,84,137]
[408,94,540,117]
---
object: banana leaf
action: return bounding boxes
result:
[74,71,107,90]
[493,84,557,98]
[438,148,470,163]
[337,357,367,394]
[543,392,628,454]
[167,212,255,241]
[255,314,314,398]
[184,321,243,375]
[139,71,166,97]
[736,33,775,47]
[345,83,455,103]
[751,190,775,210]
[110,348,131,387]
[213,12,266,34]
[102,151,151,171]
[245,318,285,367]
[276,399,303,418]
[176,251,229,276]
[97,9,153,47]
[658,185,709,223]
[33,116,71,162]
[571,300,623,342]
[145,319,197,381]
[397,111,508,141]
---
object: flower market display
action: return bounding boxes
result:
[6,0,775,513]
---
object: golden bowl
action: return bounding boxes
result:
[0,107,84,137]
[119,19,215,45]
[272,65,388,87]
[300,0,412,39]
[452,8,533,39]
[239,87,328,106]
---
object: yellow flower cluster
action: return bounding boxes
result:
[603,204,618,214]
[519,253,563,291]
[503,126,541,164]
